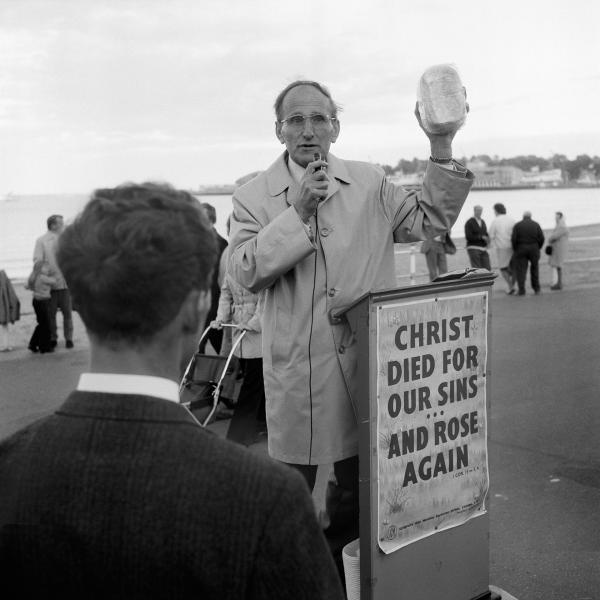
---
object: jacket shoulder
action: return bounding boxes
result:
[234,170,270,201]
[337,158,384,182]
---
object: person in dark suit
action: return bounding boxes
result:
[511,210,545,296]
[0,183,344,600]
[199,202,228,354]
[464,205,491,270]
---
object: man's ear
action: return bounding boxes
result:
[275,121,285,144]
[181,289,211,334]
[331,118,340,143]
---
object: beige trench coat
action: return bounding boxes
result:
[229,152,473,464]
[547,219,569,267]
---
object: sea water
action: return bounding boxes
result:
[1,188,599,280]
[0,193,233,280]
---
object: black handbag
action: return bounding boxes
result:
[545,245,553,255]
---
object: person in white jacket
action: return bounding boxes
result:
[488,202,516,294]
[212,218,266,446]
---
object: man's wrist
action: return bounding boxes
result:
[430,155,453,164]
[429,139,453,162]
[293,204,310,224]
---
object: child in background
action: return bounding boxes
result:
[27,261,57,353]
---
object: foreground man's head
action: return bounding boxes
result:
[57,182,217,378]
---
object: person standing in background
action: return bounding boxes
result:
[420,232,454,281]
[0,270,20,352]
[199,203,228,354]
[26,261,57,354]
[488,202,516,294]
[511,210,545,296]
[212,227,267,446]
[546,211,569,290]
[33,215,73,349]
[464,205,491,269]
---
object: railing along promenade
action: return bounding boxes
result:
[396,235,600,285]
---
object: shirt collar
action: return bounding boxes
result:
[77,373,180,403]
[265,151,352,197]
[288,157,306,183]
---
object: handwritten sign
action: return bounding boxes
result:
[376,292,489,554]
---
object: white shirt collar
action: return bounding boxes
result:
[288,157,307,183]
[77,373,180,403]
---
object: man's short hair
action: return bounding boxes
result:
[57,183,217,344]
[273,80,341,121]
[47,214,63,230]
[493,203,506,215]
[201,202,217,225]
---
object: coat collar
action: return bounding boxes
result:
[266,151,352,203]
[57,390,204,428]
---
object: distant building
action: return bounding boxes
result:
[520,168,563,187]
[575,169,599,186]
[466,161,525,189]
[466,160,566,189]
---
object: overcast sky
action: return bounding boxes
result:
[1,0,599,193]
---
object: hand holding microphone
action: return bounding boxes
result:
[295,152,329,223]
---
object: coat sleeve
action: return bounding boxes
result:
[247,469,345,600]
[33,238,44,263]
[537,225,545,248]
[464,218,476,244]
[548,224,568,243]
[487,221,497,247]
[228,193,316,294]
[40,274,57,286]
[215,276,233,324]
[244,291,262,333]
[381,161,473,244]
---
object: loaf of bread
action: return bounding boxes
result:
[417,64,467,135]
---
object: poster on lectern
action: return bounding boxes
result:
[376,292,489,554]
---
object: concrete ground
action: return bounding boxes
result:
[487,283,600,600]
[1,279,599,599]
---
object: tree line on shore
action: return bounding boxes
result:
[380,154,600,181]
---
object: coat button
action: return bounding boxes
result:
[328,288,336,297]
[338,345,345,354]
[320,227,329,237]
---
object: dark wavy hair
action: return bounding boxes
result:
[273,80,342,121]
[493,203,507,215]
[57,183,216,344]
[46,214,63,230]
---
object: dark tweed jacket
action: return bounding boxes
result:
[0,392,343,599]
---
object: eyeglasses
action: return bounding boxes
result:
[279,113,337,130]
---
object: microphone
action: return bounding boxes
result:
[313,152,324,222]
[314,152,322,170]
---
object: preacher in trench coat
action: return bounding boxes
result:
[229,81,474,467]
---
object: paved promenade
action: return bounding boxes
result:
[1,280,599,599]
